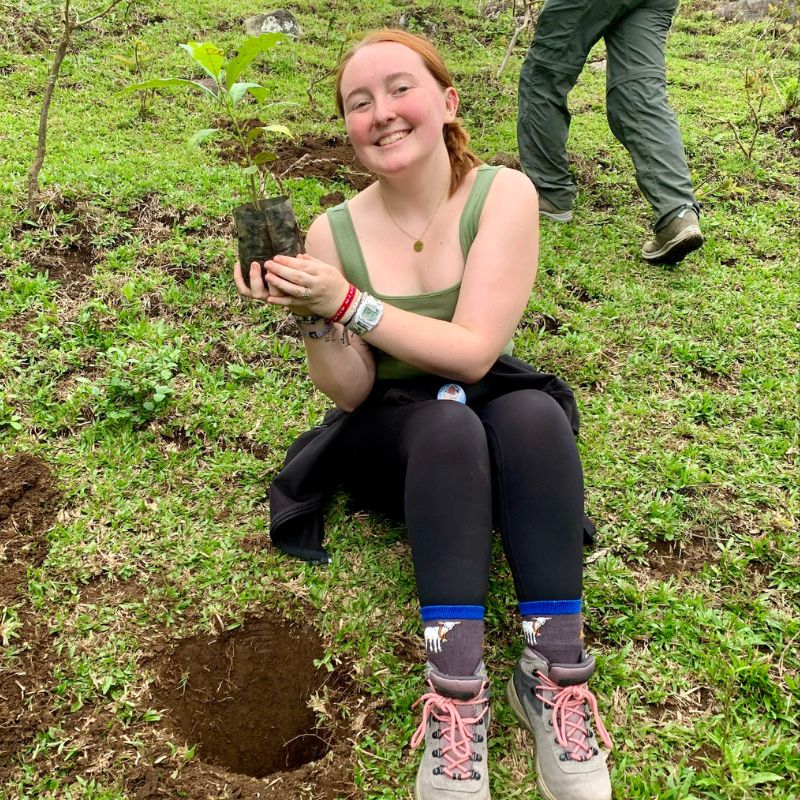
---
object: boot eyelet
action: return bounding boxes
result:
[432,749,440,758]
[472,770,481,780]
[432,766,441,776]
[559,754,567,762]
[593,747,599,756]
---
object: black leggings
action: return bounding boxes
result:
[336,390,584,608]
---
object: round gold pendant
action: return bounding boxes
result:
[413,240,424,253]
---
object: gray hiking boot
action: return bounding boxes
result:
[539,195,574,222]
[507,650,612,800]
[642,207,704,265]
[411,663,491,800]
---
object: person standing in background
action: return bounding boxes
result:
[517,0,704,265]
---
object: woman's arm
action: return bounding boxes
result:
[233,215,376,412]
[266,169,539,384]
[297,217,376,410]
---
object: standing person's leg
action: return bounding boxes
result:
[605,0,703,263]
[479,391,612,800]
[337,399,493,798]
[517,0,630,219]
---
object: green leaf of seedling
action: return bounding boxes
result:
[143,401,155,411]
[253,151,277,165]
[225,33,286,90]
[246,126,264,145]
[112,55,136,69]
[187,128,219,148]
[180,41,226,83]
[260,124,293,138]
[241,165,259,175]
[229,81,261,107]
[246,86,270,104]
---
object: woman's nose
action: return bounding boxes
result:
[373,95,396,125]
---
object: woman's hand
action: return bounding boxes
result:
[233,259,312,317]
[264,254,352,319]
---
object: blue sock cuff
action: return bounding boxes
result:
[420,605,484,622]
[519,599,582,616]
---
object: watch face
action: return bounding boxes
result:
[363,303,381,322]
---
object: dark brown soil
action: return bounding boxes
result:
[219,127,373,192]
[132,615,364,799]
[647,535,718,580]
[0,454,60,602]
[518,313,564,335]
[151,618,328,777]
[0,454,62,776]
[30,243,98,298]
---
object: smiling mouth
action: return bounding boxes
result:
[377,130,410,146]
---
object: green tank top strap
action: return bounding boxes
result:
[458,164,503,257]
[326,203,372,290]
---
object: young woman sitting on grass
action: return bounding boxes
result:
[234,28,613,800]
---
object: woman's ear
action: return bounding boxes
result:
[444,87,459,121]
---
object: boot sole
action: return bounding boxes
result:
[642,228,704,265]
[506,677,558,800]
[539,208,573,223]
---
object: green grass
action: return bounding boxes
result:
[1,1,799,798]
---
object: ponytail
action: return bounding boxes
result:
[444,120,482,197]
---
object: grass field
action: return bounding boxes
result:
[1,1,799,798]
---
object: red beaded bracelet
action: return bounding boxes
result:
[328,283,357,323]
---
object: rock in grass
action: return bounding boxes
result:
[713,0,798,22]
[245,10,302,39]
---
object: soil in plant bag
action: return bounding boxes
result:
[234,196,303,288]
[151,616,331,778]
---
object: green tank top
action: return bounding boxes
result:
[326,164,514,379]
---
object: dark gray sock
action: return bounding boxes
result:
[423,619,484,676]
[521,612,583,664]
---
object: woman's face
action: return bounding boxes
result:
[339,42,458,177]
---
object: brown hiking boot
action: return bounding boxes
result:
[538,195,574,222]
[411,663,491,799]
[642,207,704,265]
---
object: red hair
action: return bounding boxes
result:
[335,29,481,196]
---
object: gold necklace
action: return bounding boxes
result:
[380,186,449,253]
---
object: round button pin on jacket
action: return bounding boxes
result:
[436,383,467,403]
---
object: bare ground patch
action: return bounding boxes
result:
[646,534,719,581]
[0,454,62,779]
[130,614,366,799]
[218,127,373,192]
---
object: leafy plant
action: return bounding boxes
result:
[125,35,293,207]
[112,38,155,119]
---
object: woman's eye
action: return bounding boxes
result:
[394,85,410,94]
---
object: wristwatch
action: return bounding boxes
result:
[346,293,384,336]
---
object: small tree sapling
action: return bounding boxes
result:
[125,34,303,285]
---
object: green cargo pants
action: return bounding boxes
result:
[517,0,699,231]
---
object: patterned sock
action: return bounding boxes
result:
[519,599,583,665]
[421,605,484,676]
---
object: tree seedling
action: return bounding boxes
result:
[125,34,303,285]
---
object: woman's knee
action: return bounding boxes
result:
[406,401,488,461]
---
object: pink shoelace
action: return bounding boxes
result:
[410,682,489,780]
[535,672,613,761]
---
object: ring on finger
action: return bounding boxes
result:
[300,288,312,300]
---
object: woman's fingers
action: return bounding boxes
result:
[233,262,252,296]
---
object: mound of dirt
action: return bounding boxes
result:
[1,453,60,603]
